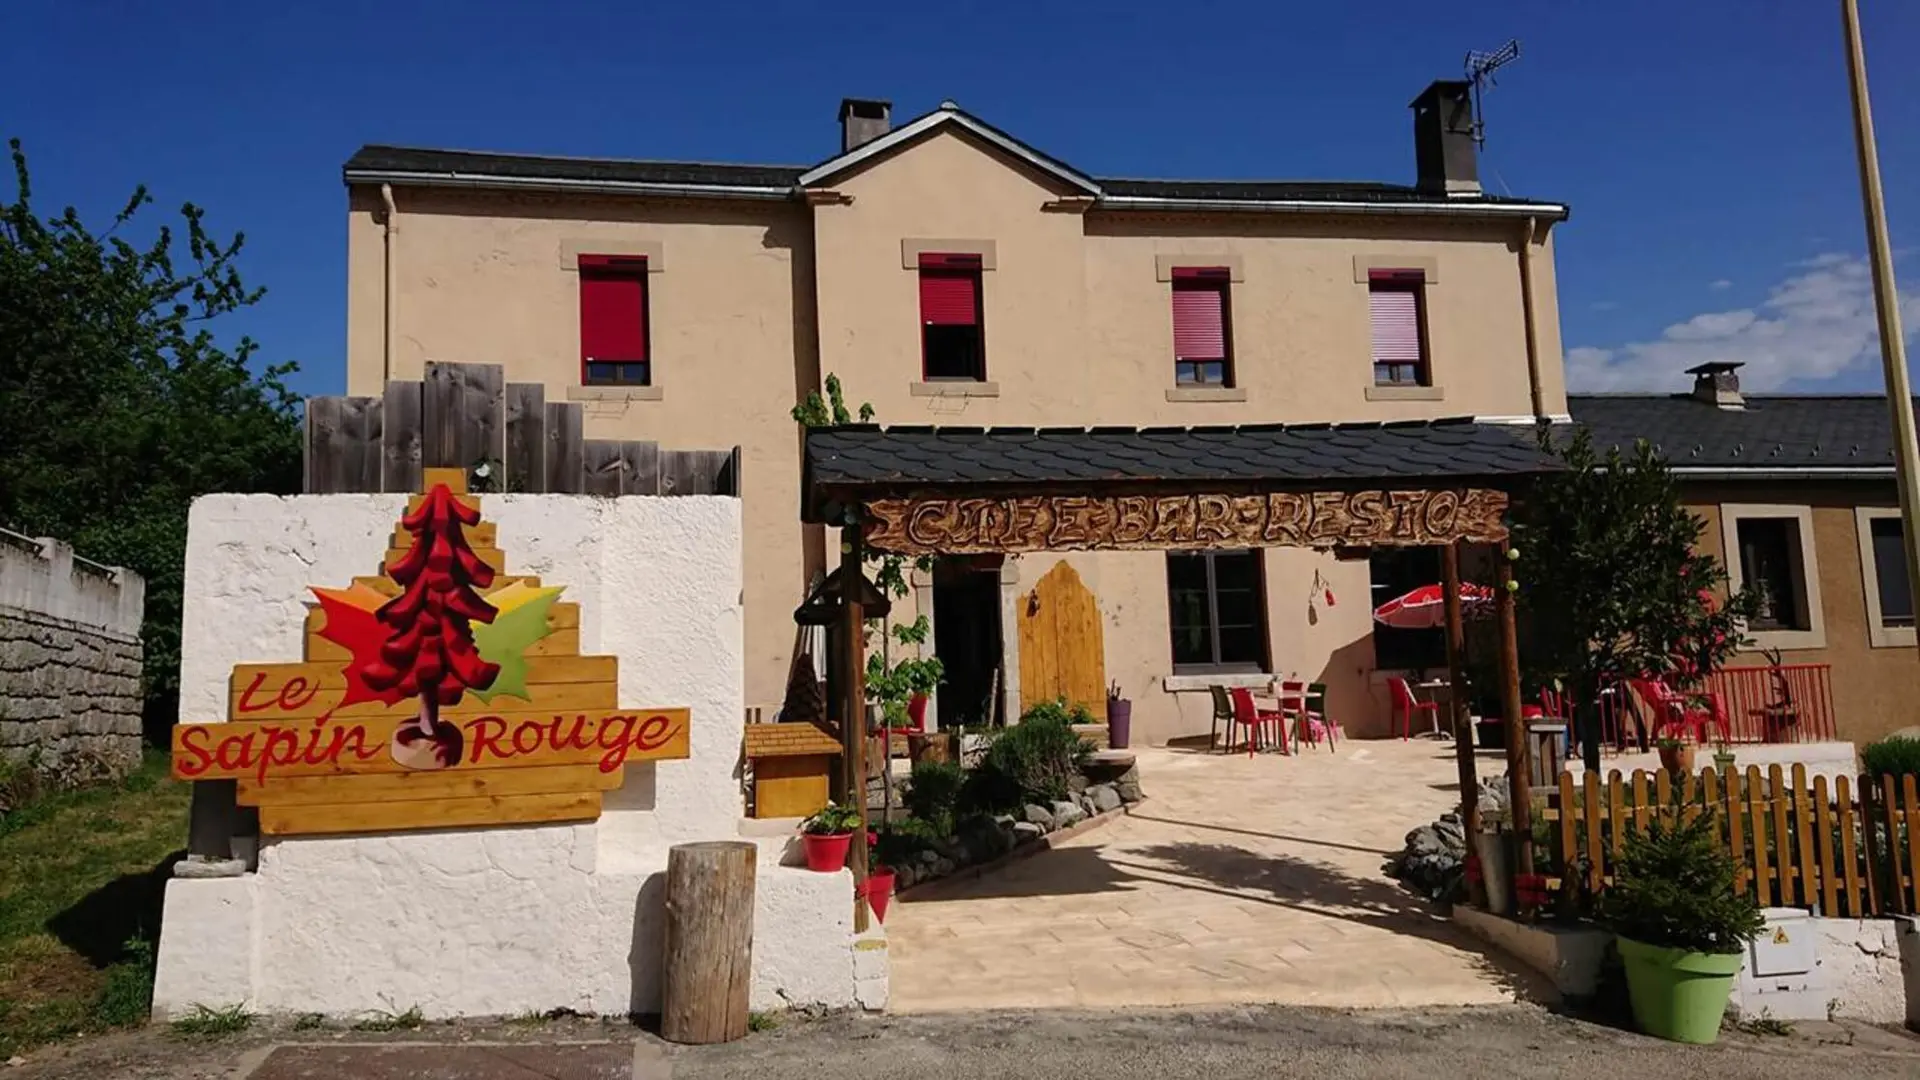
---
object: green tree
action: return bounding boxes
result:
[0,138,303,730]
[1514,428,1756,771]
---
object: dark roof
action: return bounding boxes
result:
[1096,177,1564,210]
[805,420,1562,498]
[1568,394,1912,473]
[343,145,805,189]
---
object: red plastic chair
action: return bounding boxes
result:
[1389,677,1440,741]
[1229,687,1289,758]
[1629,678,1729,745]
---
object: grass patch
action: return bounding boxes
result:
[350,1005,425,1033]
[748,1011,779,1033]
[292,1012,330,1032]
[1736,1014,1794,1037]
[168,1003,252,1040]
[0,750,188,1059]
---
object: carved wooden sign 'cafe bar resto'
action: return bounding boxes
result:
[173,469,689,836]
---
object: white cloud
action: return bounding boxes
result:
[1709,278,1732,290]
[1567,253,1920,392]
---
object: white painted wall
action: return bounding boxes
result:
[154,493,875,1019]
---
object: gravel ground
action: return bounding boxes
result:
[9,1004,1919,1080]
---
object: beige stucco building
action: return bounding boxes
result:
[341,81,1573,745]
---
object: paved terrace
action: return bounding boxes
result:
[887,741,1540,1011]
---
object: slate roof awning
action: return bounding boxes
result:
[1568,394,1913,476]
[803,419,1563,519]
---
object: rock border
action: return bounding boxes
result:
[894,799,1140,903]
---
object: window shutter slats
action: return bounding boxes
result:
[580,269,647,362]
[1171,285,1226,360]
[919,269,979,326]
[1368,288,1421,363]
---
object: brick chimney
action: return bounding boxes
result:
[838,98,891,153]
[1411,80,1481,196]
[1687,361,1745,409]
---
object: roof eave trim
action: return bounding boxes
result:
[343,168,797,201]
[797,110,1102,194]
[1668,466,1897,480]
[1096,195,1569,220]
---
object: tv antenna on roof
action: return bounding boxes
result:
[1463,38,1521,147]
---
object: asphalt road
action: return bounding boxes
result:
[14,1005,1920,1079]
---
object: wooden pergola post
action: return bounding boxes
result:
[1440,542,1485,908]
[838,518,872,932]
[1495,540,1536,912]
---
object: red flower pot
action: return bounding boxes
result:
[802,831,853,873]
[865,868,897,923]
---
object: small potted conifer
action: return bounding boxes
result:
[1597,808,1763,1043]
[800,803,861,873]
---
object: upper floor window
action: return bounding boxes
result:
[1736,517,1811,632]
[1172,268,1233,387]
[1368,269,1429,387]
[919,253,984,381]
[1868,516,1914,629]
[579,255,650,386]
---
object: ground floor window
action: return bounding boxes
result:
[1736,517,1810,631]
[1370,547,1446,672]
[1166,550,1268,673]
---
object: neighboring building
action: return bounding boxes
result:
[340,80,1571,745]
[1571,362,1920,745]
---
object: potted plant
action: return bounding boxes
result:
[1654,736,1693,777]
[1710,732,1736,775]
[864,831,896,922]
[1598,808,1763,1043]
[1106,680,1132,750]
[800,803,861,872]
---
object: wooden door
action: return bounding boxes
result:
[1017,562,1107,720]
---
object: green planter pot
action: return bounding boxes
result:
[1616,937,1744,1044]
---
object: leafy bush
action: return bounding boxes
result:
[979,711,1093,805]
[872,815,944,869]
[957,763,1022,818]
[1019,698,1096,728]
[1863,736,1920,780]
[1596,809,1763,954]
[904,760,964,836]
[802,802,861,836]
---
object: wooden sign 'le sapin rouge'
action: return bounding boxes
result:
[172,470,689,836]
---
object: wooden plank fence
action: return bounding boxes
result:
[305,362,741,498]
[1543,766,1920,918]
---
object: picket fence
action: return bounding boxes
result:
[1542,765,1920,918]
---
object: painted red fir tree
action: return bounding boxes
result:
[360,483,501,770]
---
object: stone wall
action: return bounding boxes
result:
[0,529,145,781]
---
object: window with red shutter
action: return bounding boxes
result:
[579,255,650,386]
[918,256,984,380]
[1170,270,1232,386]
[1368,271,1428,386]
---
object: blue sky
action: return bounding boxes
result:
[4,1,1916,399]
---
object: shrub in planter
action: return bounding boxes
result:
[905,760,964,837]
[1596,809,1763,1044]
[983,709,1094,804]
[1863,735,1920,780]
[799,803,862,872]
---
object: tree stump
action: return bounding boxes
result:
[661,841,757,1044]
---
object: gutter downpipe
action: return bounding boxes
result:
[380,183,398,384]
[1518,215,1546,422]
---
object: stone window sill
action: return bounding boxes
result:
[1163,673,1272,692]
[1366,384,1445,402]
[1165,387,1247,403]
[910,381,999,398]
[569,385,663,403]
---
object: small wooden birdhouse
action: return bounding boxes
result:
[743,722,844,819]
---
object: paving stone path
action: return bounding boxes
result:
[886,741,1538,1010]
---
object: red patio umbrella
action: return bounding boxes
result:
[1372,583,1494,630]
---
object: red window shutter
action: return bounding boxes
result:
[919,269,979,326]
[1171,282,1227,360]
[1368,285,1422,365]
[580,266,647,363]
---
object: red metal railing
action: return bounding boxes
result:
[1588,663,1837,749]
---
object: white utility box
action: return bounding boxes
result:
[1749,908,1816,979]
